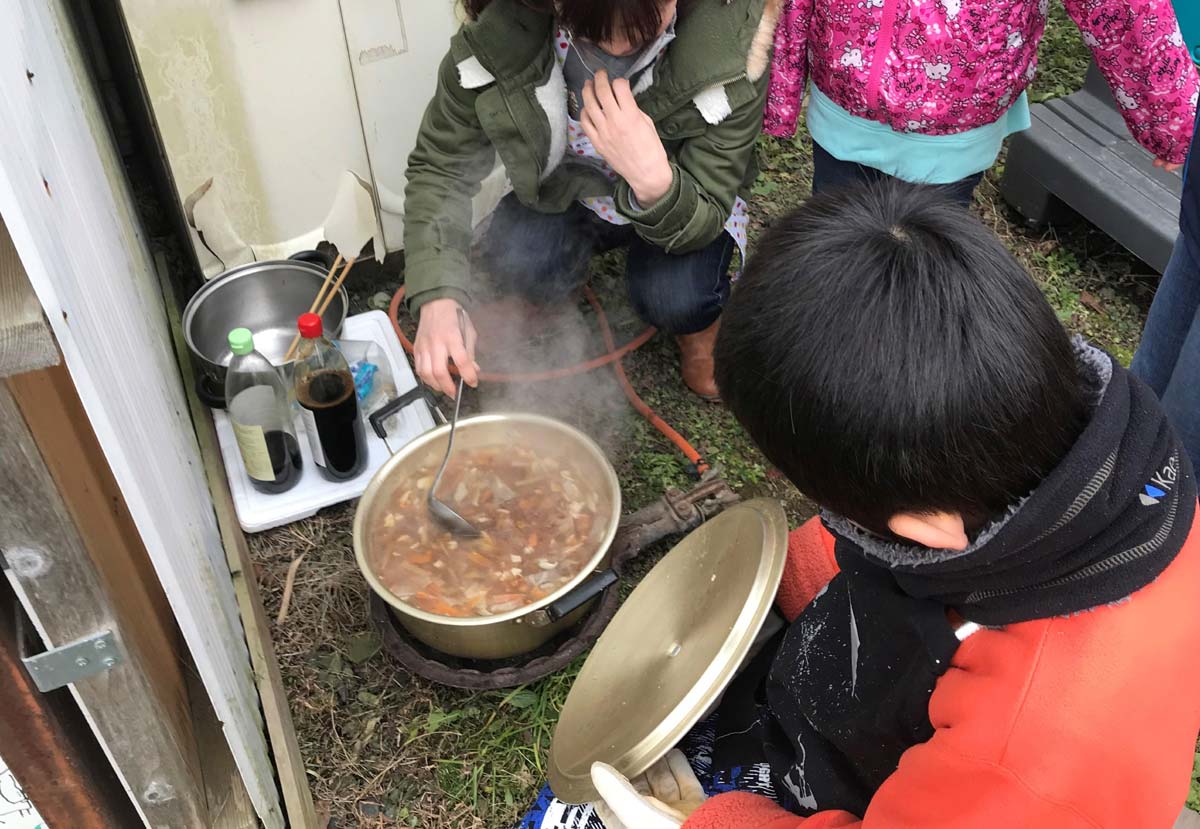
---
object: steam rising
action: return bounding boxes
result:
[471,296,633,456]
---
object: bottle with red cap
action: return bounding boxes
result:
[293,313,367,481]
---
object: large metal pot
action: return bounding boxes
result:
[354,413,622,660]
[182,259,348,407]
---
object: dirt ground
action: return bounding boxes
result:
[240,9,1200,827]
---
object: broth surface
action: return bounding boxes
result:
[369,444,610,617]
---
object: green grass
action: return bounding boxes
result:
[417,673,579,820]
[1030,3,1093,104]
[1190,750,1200,811]
[245,10,1200,826]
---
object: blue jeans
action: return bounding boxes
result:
[1131,236,1200,467]
[811,142,984,206]
[474,194,734,335]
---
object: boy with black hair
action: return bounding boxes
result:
[589,182,1200,829]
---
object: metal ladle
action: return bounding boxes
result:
[427,309,481,538]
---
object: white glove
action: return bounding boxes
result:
[591,750,708,829]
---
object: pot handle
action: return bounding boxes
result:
[288,249,335,269]
[195,373,227,409]
[369,385,446,441]
[544,569,619,623]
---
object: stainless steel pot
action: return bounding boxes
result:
[182,259,348,407]
[354,413,622,660]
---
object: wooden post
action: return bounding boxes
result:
[0,380,209,826]
[0,0,282,824]
[189,667,262,829]
[5,362,263,828]
[0,585,144,829]
[6,365,196,765]
[0,216,56,377]
[162,263,319,829]
[191,429,321,829]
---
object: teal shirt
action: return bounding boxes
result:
[807,85,1032,184]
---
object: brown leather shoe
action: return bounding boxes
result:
[676,319,722,402]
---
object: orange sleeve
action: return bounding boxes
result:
[777,518,840,622]
[682,718,1105,829]
[681,742,1101,829]
[686,524,1200,829]
[684,791,858,829]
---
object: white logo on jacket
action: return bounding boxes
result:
[1149,455,1180,496]
[1114,86,1138,110]
[941,0,961,19]
[924,61,952,81]
[841,45,865,68]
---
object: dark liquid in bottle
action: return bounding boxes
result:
[298,369,366,481]
[250,431,303,494]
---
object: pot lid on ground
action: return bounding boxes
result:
[548,498,788,804]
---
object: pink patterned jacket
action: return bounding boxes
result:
[765,0,1199,163]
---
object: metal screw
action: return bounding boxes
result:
[94,639,107,651]
[75,657,89,668]
[102,657,117,668]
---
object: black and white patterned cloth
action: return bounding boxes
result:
[514,714,785,829]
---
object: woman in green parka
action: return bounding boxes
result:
[404,0,783,401]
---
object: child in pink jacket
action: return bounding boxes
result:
[764,0,1199,203]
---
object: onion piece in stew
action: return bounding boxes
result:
[368,445,609,617]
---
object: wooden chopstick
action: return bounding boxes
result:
[309,253,344,316]
[316,257,356,317]
[284,254,348,362]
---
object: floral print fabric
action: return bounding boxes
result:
[765,0,1199,164]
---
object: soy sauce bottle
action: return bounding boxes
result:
[294,313,367,481]
[225,328,302,494]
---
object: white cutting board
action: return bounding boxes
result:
[213,310,436,532]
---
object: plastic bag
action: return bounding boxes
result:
[333,339,397,419]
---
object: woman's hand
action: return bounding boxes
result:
[581,70,675,207]
[590,750,708,829]
[1154,158,1183,174]
[413,298,479,398]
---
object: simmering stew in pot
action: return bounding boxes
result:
[368,445,611,617]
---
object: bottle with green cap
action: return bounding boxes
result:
[225,328,302,494]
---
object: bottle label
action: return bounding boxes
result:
[231,421,274,481]
[300,407,326,467]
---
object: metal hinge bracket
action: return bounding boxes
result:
[22,629,123,692]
